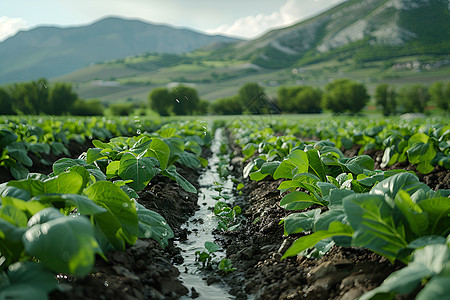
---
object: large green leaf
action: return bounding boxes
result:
[0,129,18,148]
[176,151,202,169]
[277,180,302,193]
[0,185,31,201]
[6,143,33,167]
[417,261,450,300]
[27,207,64,226]
[338,155,374,175]
[360,244,449,300]
[23,212,100,276]
[32,194,107,216]
[343,193,408,262]
[280,191,323,210]
[144,138,170,170]
[292,173,321,195]
[7,172,84,197]
[0,262,57,300]
[249,161,280,181]
[118,153,156,191]
[84,181,139,250]
[273,150,308,179]
[136,203,173,248]
[282,221,353,259]
[418,197,450,236]
[1,196,45,216]
[394,190,428,237]
[9,163,28,180]
[0,218,27,266]
[86,148,108,164]
[306,149,327,182]
[280,208,321,235]
[369,172,429,205]
[407,133,436,164]
[53,158,87,175]
[314,207,348,231]
[327,189,355,207]
[0,205,27,227]
[161,166,197,193]
[289,149,309,172]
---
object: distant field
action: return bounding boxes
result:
[54,55,450,104]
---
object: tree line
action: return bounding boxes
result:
[1,78,448,116]
[207,80,449,115]
[375,81,449,115]
[0,78,104,115]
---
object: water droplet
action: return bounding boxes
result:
[161,221,167,225]
[137,129,141,134]
[142,166,145,169]
[175,98,180,103]
[104,281,109,287]
[123,203,129,208]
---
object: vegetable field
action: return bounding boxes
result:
[0,115,448,300]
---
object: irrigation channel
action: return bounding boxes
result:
[176,128,237,299]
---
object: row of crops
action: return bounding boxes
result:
[0,116,161,179]
[229,116,449,299]
[0,114,449,299]
[0,116,210,298]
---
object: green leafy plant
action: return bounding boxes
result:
[0,169,173,272]
[360,242,450,300]
[281,173,450,264]
[0,262,58,300]
[218,258,236,275]
[86,135,197,193]
[214,201,242,232]
[195,241,221,268]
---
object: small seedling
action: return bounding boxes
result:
[214,201,242,231]
[195,241,221,268]
[218,258,236,275]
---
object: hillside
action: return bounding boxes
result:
[218,0,450,68]
[0,17,239,84]
[10,0,449,104]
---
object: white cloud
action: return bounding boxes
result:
[207,0,345,39]
[0,16,27,42]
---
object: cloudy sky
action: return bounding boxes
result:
[0,0,345,42]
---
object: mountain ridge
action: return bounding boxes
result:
[0,17,240,84]
[216,0,449,68]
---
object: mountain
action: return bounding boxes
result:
[216,0,450,68]
[0,17,239,84]
[37,0,450,103]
